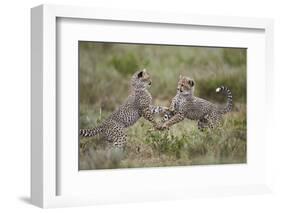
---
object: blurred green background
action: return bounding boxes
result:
[79,41,247,170]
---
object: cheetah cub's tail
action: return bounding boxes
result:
[80,126,102,137]
[216,86,233,113]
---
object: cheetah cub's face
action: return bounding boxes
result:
[177,75,195,96]
[131,69,152,89]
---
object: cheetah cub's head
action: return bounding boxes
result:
[177,75,195,96]
[131,69,152,89]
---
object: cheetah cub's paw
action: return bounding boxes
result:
[156,123,169,131]
[153,123,164,131]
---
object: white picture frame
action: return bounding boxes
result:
[31,4,274,208]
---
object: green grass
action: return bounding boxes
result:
[79,42,247,170]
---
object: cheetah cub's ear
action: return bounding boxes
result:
[188,79,195,87]
[137,70,144,78]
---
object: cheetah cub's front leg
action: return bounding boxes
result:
[141,106,159,129]
[160,112,185,130]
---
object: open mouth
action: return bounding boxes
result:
[148,81,152,86]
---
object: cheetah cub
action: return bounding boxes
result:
[160,75,232,131]
[80,69,167,148]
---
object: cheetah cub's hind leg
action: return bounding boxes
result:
[112,132,127,149]
[197,115,209,131]
[207,111,223,129]
[102,121,127,150]
[198,112,222,131]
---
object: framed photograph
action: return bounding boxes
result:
[31,4,274,208]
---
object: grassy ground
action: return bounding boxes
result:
[79,42,247,170]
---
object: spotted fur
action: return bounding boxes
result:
[80,69,165,148]
[160,75,233,131]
